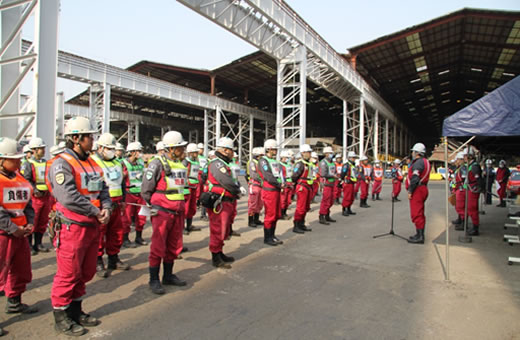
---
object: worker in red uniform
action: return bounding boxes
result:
[291,144,314,234]
[206,137,243,268]
[227,153,242,238]
[246,147,265,227]
[371,160,384,201]
[0,137,39,336]
[353,159,361,199]
[45,143,65,245]
[121,141,147,248]
[358,155,372,208]
[406,143,431,244]
[341,151,358,216]
[258,139,284,246]
[334,154,343,204]
[463,147,482,236]
[141,131,188,294]
[451,152,466,230]
[48,117,111,336]
[391,159,404,202]
[496,160,510,207]
[92,133,130,278]
[21,137,52,255]
[197,143,208,221]
[183,143,202,234]
[310,152,320,202]
[318,146,337,225]
[280,149,294,220]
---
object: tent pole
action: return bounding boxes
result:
[444,137,450,281]
[448,136,476,158]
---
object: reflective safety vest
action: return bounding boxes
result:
[281,162,293,182]
[322,159,336,183]
[20,157,29,174]
[28,158,49,191]
[230,160,241,181]
[343,161,357,183]
[406,157,431,188]
[92,155,124,198]
[296,160,314,185]
[0,172,32,226]
[198,155,208,171]
[261,156,283,186]
[208,157,236,198]
[359,164,372,180]
[123,158,144,194]
[157,156,187,201]
[373,166,384,181]
[186,158,200,186]
[54,151,104,208]
[335,163,343,176]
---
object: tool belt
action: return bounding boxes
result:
[56,212,96,227]
[262,187,281,192]
[151,204,178,215]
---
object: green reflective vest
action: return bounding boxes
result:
[92,155,124,198]
[122,158,144,194]
[27,158,48,191]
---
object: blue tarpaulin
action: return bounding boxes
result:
[442,75,520,137]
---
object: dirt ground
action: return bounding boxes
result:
[2,180,520,339]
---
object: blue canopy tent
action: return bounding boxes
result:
[439,76,520,280]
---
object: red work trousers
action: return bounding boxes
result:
[98,205,124,257]
[31,193,52,234]
[392,181,402,198]
[372,180,382,195]
[0,233,31,298]
[467,191,480,225]
[409,185,429,230]
[334,181,343,200]
[497,182,507,200]
[455,189,466,217]
[312,182,319,199]
[360,181,369,200]
[281,184,294,210]
[294,184,312,222]
[342,182,355,208]
[354,181,361,194]
[149,202,184,267]
[123,193,146,234]
[261,189,281,229]
[51,223,99,307]
[248,184,263,215]
[227,200,238,234]
[319,185,334,215]
[208,201,234,253]
[185,187,198,219]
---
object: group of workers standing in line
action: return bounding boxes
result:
[0,114,431,336]
[449,147,512,236]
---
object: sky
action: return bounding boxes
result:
[45,0,520,99]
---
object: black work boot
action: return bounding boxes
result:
[122,233,136,248]
[452,216,462,225]
[107,254,130,271]
[230,226,241,237]
[348,207,356,215]
[361,199,370,208]
[272,227,283,245]
[135,231,148,245]
[300,220,312,232]
[54,308,85,336]
[281,209,289,220]
[325,214,336,223]
[28,235,37,256]
[212,252,232,268]
[185,218,201,235]
[408,229,425,244]
[149,267,165,294]
[248,215,256,227]
[162,262,187,286]
[219,252,235,263]
[319,214,330,225]
[468,225,479,236]
[254,213,264,226]
[70,300,99,327]
[376,194,382,200]
[5,295,38,314]
[454,220,465,231]
[342,207,349,216]
[96,256,108,278]
[335,198,340,205]
[200,207,208,220]
[35,232,50,252]
[263,228,278,246]
[292,220,305,234]
[372,194,376,201]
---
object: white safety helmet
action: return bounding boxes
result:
[485,159,493,165]
[208,150,215,157]
[311,152,318,159]
[50,145,64,156]
[156,141,165,152]
[116,142,125,151]
[0,137,23,159]
[287,150,295,158]
[64,117,97,135]
[411,143,426,154]
[335,154,342,159]
[280,150,290,158]
[252,147,261,156]
[347,151,357,158]
[197,143,204,150]
[360,155,368,161]
[264,139,278,150]
[58,141,66,149]
[394,159,401,164]
[323,146,333,154]
[455,152,464,160]
[463,146,475,157]
[97,133,117,149]
[257,147,265,155]
[234,152,238,158]
[355,159,360,166]
[23,144,31,153]
[216,137,234,150]
[186,143,198,153]
[93,141,98,150]
[127,141,143,152]
[374,159,381,164]
[300,144,312,153]
[163,131,188,148]
[28,137,46,149]
[499,160,506,166]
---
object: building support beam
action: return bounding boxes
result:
[373,109,379,160]
[359,96,365,157]
[384,119,389,163]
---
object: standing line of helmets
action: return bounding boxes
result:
[0,116,442,336]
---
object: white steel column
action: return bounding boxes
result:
[384,119,389,162]
[373,109,379,160]
[393,123,397,156]
[34,0,59,149]
[359,96,365,157]
[55,92,64,142]
[203,109,208,156]
[400,128,404,156]
[342,100,347,160]
[135,122,140,142]
[238,117,243,166]
[249,114,254,159]
[102,84,110,133]
[215,105,221,145]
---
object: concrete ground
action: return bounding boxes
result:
[3,181,520,339]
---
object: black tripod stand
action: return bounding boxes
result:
[373,194,408,241]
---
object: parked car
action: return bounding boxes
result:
[507,170,520,196]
